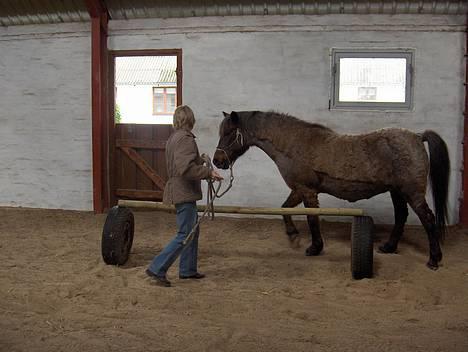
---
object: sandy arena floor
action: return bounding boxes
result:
[0,207,468,352]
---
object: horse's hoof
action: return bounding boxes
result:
[378,243,397,254]
[288,234,301,249]
[305,243,323,256]
[426,260,439,271]
[286,228,299,237]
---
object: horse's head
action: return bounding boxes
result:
[213,111,250,169]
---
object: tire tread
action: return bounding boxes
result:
[101,206,134,265]
[351,216,374,280]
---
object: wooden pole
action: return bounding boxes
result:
[460,11,468,225]
[86,0,109,214]
[118,200,364,216]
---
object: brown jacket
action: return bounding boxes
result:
[163,129,211,205]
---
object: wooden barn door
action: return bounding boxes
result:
[114,124,173,201]
[108,50,182,207]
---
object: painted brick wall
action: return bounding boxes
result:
[0,23,92,210]
[110,15,465,224]
[0,15,465,225]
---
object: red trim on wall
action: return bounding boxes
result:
[460,13,468,225]
[87,2,109,213]
[84,0,107,18]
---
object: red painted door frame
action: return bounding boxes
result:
[86,1,109,213]
[460,13,468,225]
[108,49,182,208]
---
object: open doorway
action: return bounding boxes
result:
[115,55,178,124]
[108,50,182,206]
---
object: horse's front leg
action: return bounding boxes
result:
[379,190,408,253]
[302,190,324,256]
[282,190,302,245]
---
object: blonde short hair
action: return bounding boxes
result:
[173,105,195,130]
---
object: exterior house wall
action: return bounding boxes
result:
[116,85,173,124]
[110,15,465,224]
[0,23,93,210]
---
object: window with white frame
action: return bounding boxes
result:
[153,87,177,115]
[330,49,414,110]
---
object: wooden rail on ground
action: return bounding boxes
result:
[118,200,364,216]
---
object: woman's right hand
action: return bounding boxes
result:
[210,170,223,181]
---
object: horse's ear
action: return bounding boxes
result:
[230,111,239,125]
[222,111,229,118]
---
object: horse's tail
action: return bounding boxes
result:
[422,130,450,239]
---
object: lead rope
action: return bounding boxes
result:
[182,128,243,246]
[182,153,234,246]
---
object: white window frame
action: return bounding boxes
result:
[330,49,414,110]
[152,86,177,115]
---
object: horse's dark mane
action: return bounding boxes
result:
[258,111,333,132]
[238,111,333,138]
[220,110,333,137]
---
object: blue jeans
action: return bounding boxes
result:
[148,202,199,277]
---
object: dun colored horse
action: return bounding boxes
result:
[213,111,450,270]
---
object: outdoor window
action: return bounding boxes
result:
[330,49,414,110]
[153,87,177,115]
[114,55,179,124]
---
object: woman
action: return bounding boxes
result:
[146,105,223,287]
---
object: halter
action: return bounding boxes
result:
[215,128,244,164]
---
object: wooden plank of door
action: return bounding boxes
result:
[153,125,171,191]
[116,189,163,200]
[119,125,137,191]
[116,139,166,149]
[135,125,154,192]
[120,146,166,191]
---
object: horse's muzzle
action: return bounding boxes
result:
[213,150,230,170]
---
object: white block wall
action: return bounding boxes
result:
[0,15,465,226]
[109,15,465,224]
[0,23,92,210]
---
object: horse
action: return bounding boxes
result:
[213,111,450,270]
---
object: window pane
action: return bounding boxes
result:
[115,55,178,123]
[339,58,407,103]
[153,88,164,113]
[164,87,177,113]
[167,92,176,113]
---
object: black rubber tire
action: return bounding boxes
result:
[101,206,134,265]
[351,216,374,280]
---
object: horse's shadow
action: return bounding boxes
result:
[123,244,311,269]
[319,221,428,254]
[374,224,430,254]
[121,221,430,279]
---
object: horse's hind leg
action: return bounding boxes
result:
[303,191,323,256]
[379,190,408,254]
[408,198,442,270]
[282,190,302,243]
